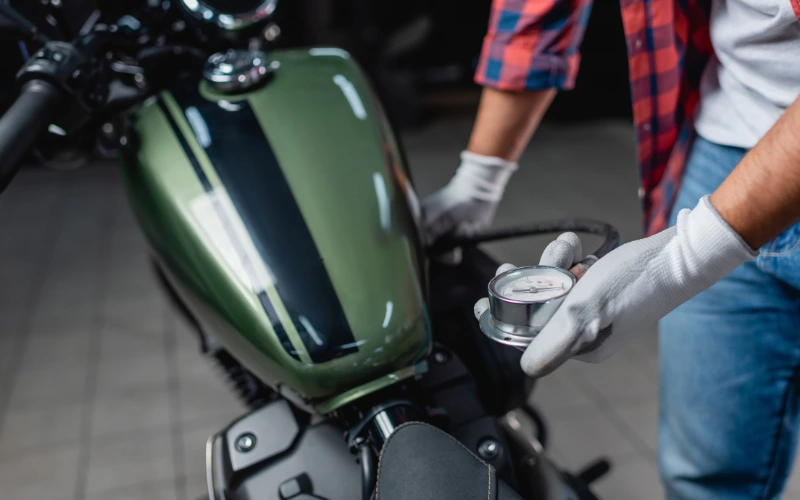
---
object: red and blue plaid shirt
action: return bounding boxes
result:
[475,0,800,235]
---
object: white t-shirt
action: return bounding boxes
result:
[694,0,800,149]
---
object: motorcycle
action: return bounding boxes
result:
[0,1,620,498]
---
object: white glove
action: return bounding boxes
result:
[422,151,517,247]
[477,196,757,378]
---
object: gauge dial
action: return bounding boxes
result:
[482,266,578,349]
[490,267,574,304]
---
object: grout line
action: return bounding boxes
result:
[78,476,177,500]
[593,449,644,472]
[620,336,661,386]
[165,306,189,500]
[588,450,657,491]
[565,367,659,465]
[536,386,657,423]
[0,424,176,461]
[0,177,70,447]
[535,401,598,421]
[72,176,119,500]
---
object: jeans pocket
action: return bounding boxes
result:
[761,223,800,257]
[757,222,800,289]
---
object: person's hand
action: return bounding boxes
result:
[476,196,757,377]
[422,151,517,262]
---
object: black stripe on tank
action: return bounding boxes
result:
[167,83,359,363]
[157,97,300,361]
[157,99,212,192]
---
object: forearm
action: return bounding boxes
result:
[466,87,556,162]
[711,96,800,249]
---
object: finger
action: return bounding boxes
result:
[436,247,463,266]
[496,263,516,276]
[569,263,589,280]
[520,311,583,377]
[557,232,582,265]
[474,297,490,320]
[424,218,450,246]
[568,256,598,281]
[539,240,573,269]
[422,202,455,245]
[573,325,614,357]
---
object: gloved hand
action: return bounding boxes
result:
[475,196,757,377]
[422,151,517,259]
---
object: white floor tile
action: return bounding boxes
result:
[569,354,659,405]
[85,431,175,495]
[547,405,639,472]
[592,456,664,500]
[613,399,659,456]
[0,443,81,500]
[529,369,596,418]
[6,363,88,409]
[0,402,84,455]
[90,389,172,438]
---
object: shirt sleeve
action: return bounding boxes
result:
[475,0,594,91]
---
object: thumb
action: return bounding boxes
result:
[520,308,584,377]
[539,240,574,269]
[496,263,517,276]
[474,297,490,320]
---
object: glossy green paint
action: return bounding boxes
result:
[122,49,431,411]
[122,96,310,394]
[314,360,428,414]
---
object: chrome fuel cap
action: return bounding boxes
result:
[203,49,273,94]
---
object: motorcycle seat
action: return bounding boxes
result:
[376,422,523,500]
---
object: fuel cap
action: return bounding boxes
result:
[203,49,273,94]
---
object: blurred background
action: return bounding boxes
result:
[1,1,797,500]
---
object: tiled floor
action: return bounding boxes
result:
[0,116,798,499]
[0,165,242,500]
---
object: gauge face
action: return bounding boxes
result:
[490,266,574,303]
[483,266,576,346]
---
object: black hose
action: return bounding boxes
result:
[426,219,620,259]
[359,442,377,500]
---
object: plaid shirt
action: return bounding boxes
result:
[476,0,800,235]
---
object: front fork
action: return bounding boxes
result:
[346,401,423,499]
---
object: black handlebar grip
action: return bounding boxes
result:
[0,80,62,194]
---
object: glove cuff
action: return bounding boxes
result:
[681,195,758,280]
[459,150,518,171]
[450,151,518,202]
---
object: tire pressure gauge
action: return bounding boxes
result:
[479,266,576,349]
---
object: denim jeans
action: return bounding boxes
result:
[659,136,800,499]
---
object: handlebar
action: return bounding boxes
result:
[0,80,62,193]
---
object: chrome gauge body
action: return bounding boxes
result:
[480,266,575,349]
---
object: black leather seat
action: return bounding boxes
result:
[376,422,523,500]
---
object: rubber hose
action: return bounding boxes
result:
[426,219,620,259]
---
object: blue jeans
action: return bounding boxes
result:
[659,136,800,499]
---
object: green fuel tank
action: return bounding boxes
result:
[122,48,431,412]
